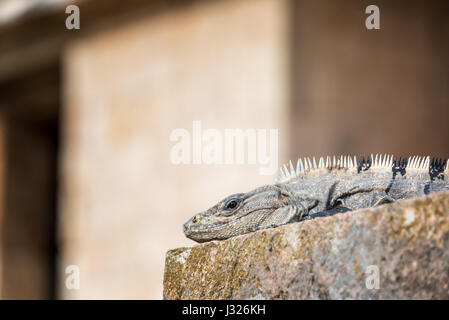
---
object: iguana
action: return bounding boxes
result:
[183,154,449,243]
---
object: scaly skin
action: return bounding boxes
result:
[183,155,449,243]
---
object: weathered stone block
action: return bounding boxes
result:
[163,191,449,299]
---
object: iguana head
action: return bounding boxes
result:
[183,184,307,243]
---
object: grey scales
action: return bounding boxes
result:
[183,154,449,243]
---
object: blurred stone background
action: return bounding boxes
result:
[0,0,447,299]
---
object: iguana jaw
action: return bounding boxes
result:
[183,207,276,242]
[183,185,303,243]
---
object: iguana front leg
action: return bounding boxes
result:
[326,185,375,211]
[258,187,318,229]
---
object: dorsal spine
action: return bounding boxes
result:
[276,154,448,184]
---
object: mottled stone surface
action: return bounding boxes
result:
[163,191,449,299]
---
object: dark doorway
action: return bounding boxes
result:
[0,63,60,299]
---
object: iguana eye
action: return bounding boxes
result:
[224,199,240,210]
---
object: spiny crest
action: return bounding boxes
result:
[276,154,449,183]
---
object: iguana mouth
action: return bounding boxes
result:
[183,206,281,240]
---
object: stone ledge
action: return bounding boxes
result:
[163,191,449,299]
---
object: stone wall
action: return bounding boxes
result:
[288,0,449,159]
[164,191,449,299]
[59,0,289,299]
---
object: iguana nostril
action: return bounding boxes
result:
[192,216,198,223]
